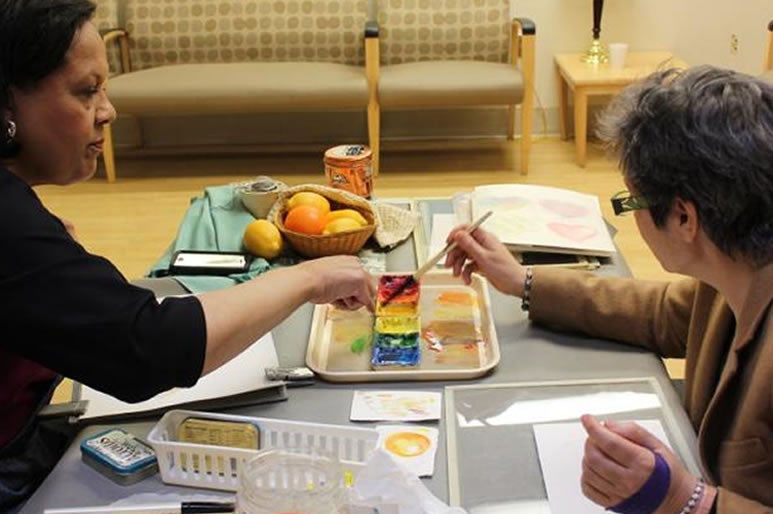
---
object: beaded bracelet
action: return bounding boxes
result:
[521,266,534,311]
[678,479,705,514]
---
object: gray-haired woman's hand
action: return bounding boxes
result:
[444,225,526,297]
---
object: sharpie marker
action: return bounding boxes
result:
[44,500,235,514]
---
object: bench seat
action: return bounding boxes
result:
[107,62,369,114]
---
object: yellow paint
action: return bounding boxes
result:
[375,315,420,334]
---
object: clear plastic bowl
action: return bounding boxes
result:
[237,446,343,514]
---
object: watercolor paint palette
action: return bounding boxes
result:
[375,274,420,317]
[372,314,422,369]
[373,275,421,369]
[306,271,500,382]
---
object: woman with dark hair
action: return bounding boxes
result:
[0,1,374,510]
[446,66,773,513]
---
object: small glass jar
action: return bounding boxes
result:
[237,447,343,514]
[324,144,373,199]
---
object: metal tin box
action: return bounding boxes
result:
[80,428,158,485]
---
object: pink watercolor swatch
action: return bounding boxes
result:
[547,223,598,242]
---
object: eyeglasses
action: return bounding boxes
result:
[611,190,649,216]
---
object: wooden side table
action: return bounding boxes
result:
[555,51,686,167]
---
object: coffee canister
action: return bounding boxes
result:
[324,144,373,199]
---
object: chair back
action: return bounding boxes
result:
[113,0,368,71]
[376,0,511,65]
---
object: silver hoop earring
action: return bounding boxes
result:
[6,120,16,140]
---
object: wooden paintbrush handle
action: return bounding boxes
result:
[414,210,493,280]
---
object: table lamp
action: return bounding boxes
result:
[583,0,608,64]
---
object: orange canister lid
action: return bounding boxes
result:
[324,144,372,164]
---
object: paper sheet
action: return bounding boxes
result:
[79,332,279,420]
[377,425,439,477]
[351,390,442,421]
[429,214,457,262]
[533,419,669,514]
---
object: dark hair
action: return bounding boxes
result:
[598,65,773,267]
[0,0,96,157]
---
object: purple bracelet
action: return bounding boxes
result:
[608,451,671,514]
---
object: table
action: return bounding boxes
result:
[555,51,685,167]
[20,198,700,513]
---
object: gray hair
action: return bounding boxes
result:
[598,65,773,267]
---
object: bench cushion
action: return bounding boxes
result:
[107,62,368,113]
[378,61,524,108]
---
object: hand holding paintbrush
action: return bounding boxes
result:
[380,210,493,306]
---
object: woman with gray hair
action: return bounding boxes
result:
[446,66,773,513]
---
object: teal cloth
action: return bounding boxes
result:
[147,185,271,292]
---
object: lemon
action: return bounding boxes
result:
[323,217,363,235]
[324,208,368,227]
[286,191,331,215]
[243,219,283,259]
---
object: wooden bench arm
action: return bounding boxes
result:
[511,18,536,68]
[365,20,381,176]
[766,20,773,72]
[512,17,536,176]
[99,27,132,75]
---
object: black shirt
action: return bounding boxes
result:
[0,166,207,447]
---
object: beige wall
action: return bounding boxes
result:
[513,0,772,132]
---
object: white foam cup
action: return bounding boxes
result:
[608,42,629,69]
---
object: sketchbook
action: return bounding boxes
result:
[472,184,616,257]
[76,332,287,422]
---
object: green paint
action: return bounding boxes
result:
[350,336,368,354]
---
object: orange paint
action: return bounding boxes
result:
[436,291,474,305]
[384,431,431,457]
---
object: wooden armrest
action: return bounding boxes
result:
[365,19,379,39]
[766,20,773,72]
[514,17,536,37]
[365,20,380,95]
[99,27,128,42]
[100,27,132,75]
[510,17,536,70]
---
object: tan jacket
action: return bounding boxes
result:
[530,264,773,513]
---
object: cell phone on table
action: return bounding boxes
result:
[168,250,252,276]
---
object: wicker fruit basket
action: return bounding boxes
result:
[268,184,376,258]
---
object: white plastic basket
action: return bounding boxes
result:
[146,409,379,492]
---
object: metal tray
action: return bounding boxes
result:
[306,270,500,382]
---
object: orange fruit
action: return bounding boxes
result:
[284,205,326,235]
[243,219,283,259]
[286,192,331,216]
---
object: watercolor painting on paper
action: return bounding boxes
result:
[472,184,616,257]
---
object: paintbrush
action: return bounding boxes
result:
[380,210,493,306]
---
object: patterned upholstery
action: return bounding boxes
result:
[93,0,121,72]
[377,0,510,65]
[119,0,368,71]
[94,0,119,28]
